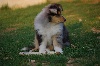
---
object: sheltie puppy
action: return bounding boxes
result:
[33,3,70,54]
[21,3,70,55]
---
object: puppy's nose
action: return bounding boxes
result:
[64,19,66,22]
[62,16,66,22]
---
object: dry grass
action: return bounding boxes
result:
[81,0,100,4]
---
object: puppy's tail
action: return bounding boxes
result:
[21,45,35,52]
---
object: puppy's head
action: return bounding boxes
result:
[49,3,63,15]
[48,3,66,23]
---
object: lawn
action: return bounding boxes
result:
[0,1,100,66]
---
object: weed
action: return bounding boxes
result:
[0,4,11,10]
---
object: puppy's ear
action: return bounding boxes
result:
[59,6,63,11]
[49,9,57,14]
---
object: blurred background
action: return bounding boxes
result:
[0,0,100,9]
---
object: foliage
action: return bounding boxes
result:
[0,4,11,10]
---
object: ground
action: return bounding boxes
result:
[0,1,100,66]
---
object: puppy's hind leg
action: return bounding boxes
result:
[32,34,39,52]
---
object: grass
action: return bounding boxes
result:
[0,1,100,66]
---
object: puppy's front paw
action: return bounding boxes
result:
[39,44,47,54]
[54,47,63,54]
[39,50,46,54]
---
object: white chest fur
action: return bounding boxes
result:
[34,23,63,41]
[34,9,63,44]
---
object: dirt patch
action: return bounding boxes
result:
[2,23,22,33]
[4,27,17,32]
[91,27,100,34]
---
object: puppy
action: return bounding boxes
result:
[33,3,70,54]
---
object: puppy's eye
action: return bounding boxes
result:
[51,13,56,16]
[49,13,56,16]
[56,15,60,17]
